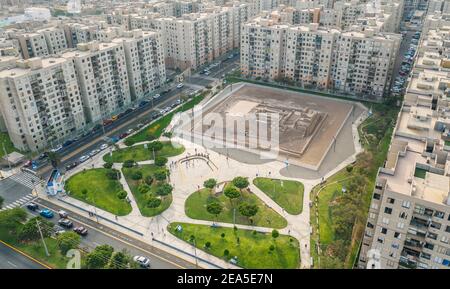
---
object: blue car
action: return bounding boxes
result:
[40,209,54,218]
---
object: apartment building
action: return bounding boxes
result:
[240,17,288,79]
[358,25,450,269]
[111,30,166,101]
[0,57,86,151]
[37,27,68,55]
[62,41,131,124]
[9,31,49,59]
[241,15,400,99]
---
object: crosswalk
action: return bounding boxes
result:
[0,193,36,211]
[8,171,43,190]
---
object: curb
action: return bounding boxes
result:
[0,239,52,269]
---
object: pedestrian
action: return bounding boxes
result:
[115,215,118,221]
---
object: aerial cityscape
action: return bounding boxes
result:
[0,0,449,273]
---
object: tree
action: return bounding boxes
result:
[47,151,61,169]
[154,156,168,167]
[124,138,134,147]
[0,196,3,209]
[224,186,240,206]
[203,178,217,189]
[153,169,167,181]
[223,249,230,257]
[130,171,143,180]
[107,250,133,269]
[56,231,80,255]
[148,141,163,152]
[271,229,279,242]
[204,241,211,250]
[85,244,114,269]
[206,202,223,220]
[155,183,173,196]
[103,162,113,169]
[144,176,153,185]
[232,177,249,192]
[147,197,161,208]
[117,190,127,200]
[106,169,120,180]
[238,203,258,223]
[123,159,135,168]
[138,184,150,194]
[220,233,225,240]
[0,208,27,233]
[269,245,275,253]
[17,217,53,242]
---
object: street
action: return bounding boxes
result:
[0,241,47,269]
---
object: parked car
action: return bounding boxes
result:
[65,162,78,171]
[127,129,134,135]
[26,203,39,211]
[133,256,151,268]
[62,140,74,147]
[50,145,63,153]
[110,136,120,143]
[100,143,109,150]
[40,209,54,219]
[103,119,113,126]
[89,149,100,157]
[153,94,160,99]
[119,133,129,139]
[54,229,66,236]
[73,226,88,236]
[79,155,90,163]
[176,83,184,89]
[58,218,73,228]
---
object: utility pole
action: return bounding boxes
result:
[36,219,50,257]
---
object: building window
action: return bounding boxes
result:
[387,197,395,204]
[373,193,381,200]
[446,226,450,233]
[434,211,445,219]
[424,242,434,250]
[384,207,392,215]
[381,228,388,234]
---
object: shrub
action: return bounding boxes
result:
[153,169,167,181]
[124,138,134,147]
[154,156,168,167]
[106,169,120,180]
[81,189,88,197]
[131,171,143,180]
[203,178,217,189]
[147,197,161,208]
[147,141,163,152]
[138,184,151,194]
[103,162,113,169]
[117,190,127,200]
[346,165,353,173]
[144,175,153,185]
[155,183,173,196]
[123,159,135,168]
[224,249,229,257]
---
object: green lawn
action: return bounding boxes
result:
[0,132,17,158]
[253,178,304,215]
[65,168,132,216]
[103,141,185,163]
[0,226,73,269]
[126,93,207,145]
[185,185,287,229]
[122,164,172,217]
[168,222,300,269]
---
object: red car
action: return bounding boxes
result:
[119,133,129,139]
[73,226,88,236]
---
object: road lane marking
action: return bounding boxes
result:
[7,261,18,268]
[0,239,51,269]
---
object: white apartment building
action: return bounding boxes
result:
[112,30,166,101]
[62,41,131,124]
[358,22,450,269]
[241,16,401,99]
[9,31,49,59]
[37,27,68,55]
[0,57,86,151]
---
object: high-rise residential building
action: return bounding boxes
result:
[0,57,86,151]
[62,41,131,124]
[9,31,49,59]
[37,27,69,55]
[112,29,166,101]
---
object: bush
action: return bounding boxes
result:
[138,184,151,194]
[203,178,217,189]
[155,183,173,196]
[124,138,134,146]
[346,165,353,173]
[153,169,167,181]
[154,156,168,167]
[106,169,120,180]
[147,197,161,208]
[131,171,143,180]
[117,190,127,200]
[144,175,153,185]
[103,162,113,169]
[123,160,135,168]
[147,141,163,152]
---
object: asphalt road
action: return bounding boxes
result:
[0,241,46,269]
[28,198,196,269]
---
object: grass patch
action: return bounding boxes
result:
[0,132,17,158]
[0,226,72,269]
[253,178,304,215]
[168,222,300,269]
[185,184,287,229]
[103,141,185,163]
[65,168,132,216]
[126,93,207,145]
[122,164,172,217]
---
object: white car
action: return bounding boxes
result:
[133,256,151,268]
[89,149,100,157]
[50,145,63,153]
[153,94,160,99]
[79,155,90,163]
[176,83,184,89]
[99,143,109,150]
